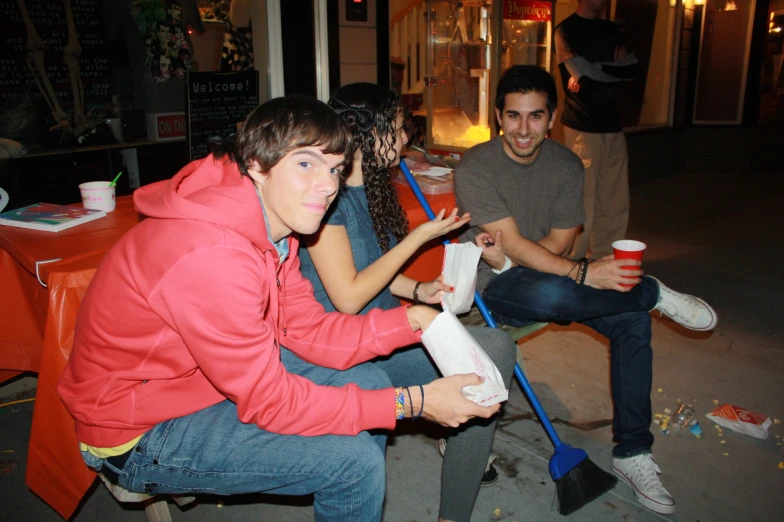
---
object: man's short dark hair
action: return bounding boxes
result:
[211,95,353,177]
[495,65,558,117]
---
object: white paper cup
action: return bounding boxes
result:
[78,181,116,212]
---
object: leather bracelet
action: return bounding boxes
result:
[567,260,580,279]
[573,257,586,284]
[578,258,589,285]
[413,281,423,304]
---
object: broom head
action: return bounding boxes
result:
[550,445,618,515]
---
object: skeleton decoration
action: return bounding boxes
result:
[16,0,106,138]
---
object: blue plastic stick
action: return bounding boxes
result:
[399,160,565,450]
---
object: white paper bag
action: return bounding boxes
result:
[441,242,482,314]
[705,404,772,439]
[420,311,509,407]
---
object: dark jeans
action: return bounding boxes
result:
[483,268,660,457]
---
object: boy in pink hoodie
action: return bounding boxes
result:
[58,95,499,521]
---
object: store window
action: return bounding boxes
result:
[425,1,495,150]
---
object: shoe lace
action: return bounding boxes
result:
[632,455,667,494]
[657,291,700,325]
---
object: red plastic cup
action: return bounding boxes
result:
[612,240,646,287]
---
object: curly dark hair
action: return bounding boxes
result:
[328,83,408,253]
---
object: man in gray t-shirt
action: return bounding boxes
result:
[454,66,718,516]
[456,137,585,293]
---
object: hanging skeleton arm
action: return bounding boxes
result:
[63,0,84,127]
[63,0,104,135]
[17,0,67,124]
[17,0,106,136]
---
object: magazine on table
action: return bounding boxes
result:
[0,203,106,233]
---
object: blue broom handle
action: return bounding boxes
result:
[399,161,564,449]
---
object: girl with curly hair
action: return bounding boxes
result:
[299,83,516,522]
[300,82,468,310]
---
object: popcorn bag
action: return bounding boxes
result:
[441,242,482,314]
[705,404,772,439]
[420,311,509,407]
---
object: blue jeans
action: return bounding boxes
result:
[81,348,391,522]
[483,268,659,457]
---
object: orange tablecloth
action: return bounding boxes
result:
[395,179,458,283]
[0,196,141,519]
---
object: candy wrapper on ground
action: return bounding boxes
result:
[440,242,482,314]
[705,404,772,439]
[421,311,509,406]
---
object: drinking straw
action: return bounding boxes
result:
[109,171,123,188]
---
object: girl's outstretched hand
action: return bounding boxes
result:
[412,208,470,245]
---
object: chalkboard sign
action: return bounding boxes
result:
[0,0,110,105]
[185,71,258,161]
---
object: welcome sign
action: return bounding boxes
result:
[186,71,259,161]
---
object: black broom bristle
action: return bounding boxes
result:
[555,457,618,516]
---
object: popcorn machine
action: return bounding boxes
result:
[422,0,554,153]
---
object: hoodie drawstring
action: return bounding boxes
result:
[264,252,282,349]
[266,250,289,342]
[279,264,288,336]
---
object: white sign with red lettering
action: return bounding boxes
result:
[145,112,186,142]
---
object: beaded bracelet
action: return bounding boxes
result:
[394,387,405,420]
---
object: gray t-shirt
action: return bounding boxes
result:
[455,137,586,292]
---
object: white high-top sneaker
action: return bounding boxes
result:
[611,453,676,515]
[650,277,718,331]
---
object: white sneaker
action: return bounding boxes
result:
[650,277,718,331]
[611,453,676,515]
[437,438,498,486]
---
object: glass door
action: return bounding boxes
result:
[692,0,757,124]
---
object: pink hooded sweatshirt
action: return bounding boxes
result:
[58,155,420,448]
